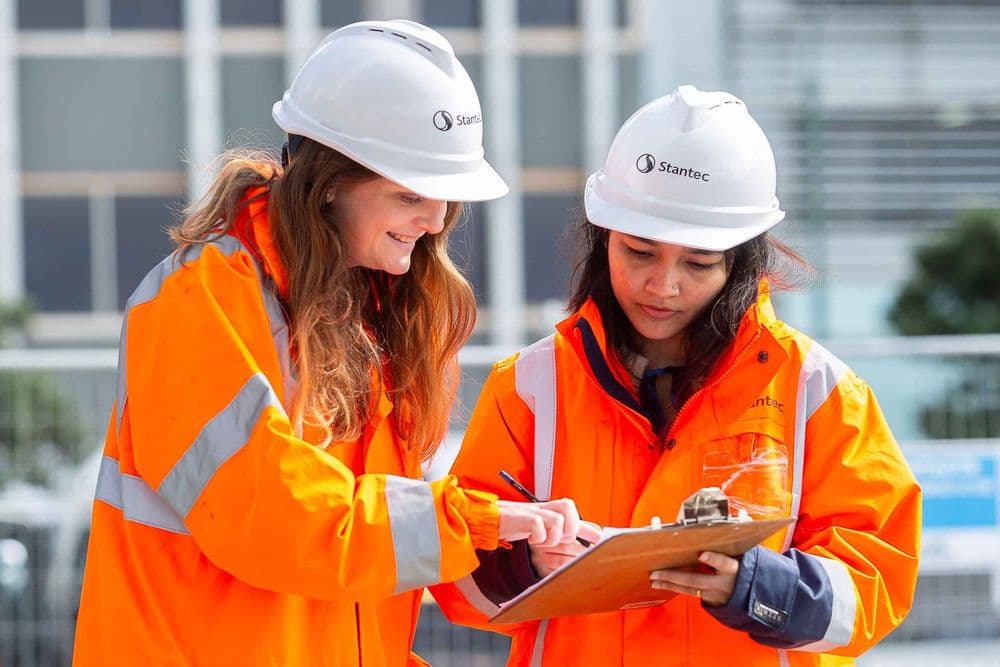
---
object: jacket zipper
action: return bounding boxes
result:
[659,329,763,450]
[355,602,362,666]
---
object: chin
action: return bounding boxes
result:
[632,319,680,344]
[383,260,412,276]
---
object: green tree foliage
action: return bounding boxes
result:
[0,301,32,346]
[0,301,86,487]
[888,210,1000,439]
[889,209,1000,335]
[0,373,85,487]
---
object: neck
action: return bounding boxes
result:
[640,336,684,369]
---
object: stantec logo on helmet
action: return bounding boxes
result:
[432,110,482,132]
[636,153,656,174]
[634,153,710,182]
[433,110,453,131]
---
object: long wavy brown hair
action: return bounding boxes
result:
[170,139,476,460]
[568,220,810,407]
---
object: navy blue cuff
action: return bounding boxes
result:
[704,546,767,632]
[704,546,835,648]
[470,540,543,605]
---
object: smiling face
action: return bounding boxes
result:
[607,231,730,365]
[333,176,448,275]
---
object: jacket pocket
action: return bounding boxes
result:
[698,419,790,520]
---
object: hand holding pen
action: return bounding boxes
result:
[499,470,594,548]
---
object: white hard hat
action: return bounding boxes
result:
[584,85,785,251]
[273,19,508,202]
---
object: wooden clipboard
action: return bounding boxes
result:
[489,517,792,624]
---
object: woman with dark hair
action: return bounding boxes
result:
[432,86,920,666]
[72,20,593,667]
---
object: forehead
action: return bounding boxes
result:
[342,175,409,197]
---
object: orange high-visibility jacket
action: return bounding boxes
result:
[432,287,920,667]
[73,189,499,667]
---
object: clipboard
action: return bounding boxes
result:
[489,515,792,624]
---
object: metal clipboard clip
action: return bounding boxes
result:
[678,486,730,525]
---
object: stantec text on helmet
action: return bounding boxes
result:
[635,153,710,182]
[433,110,482,132]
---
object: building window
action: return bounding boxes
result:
[109,0,181,29]
[321,0,362,28]
[617,0,628,26]
[422,0,479,28]
[221,56,285,150]
[515,0,628,27]
[518,0,575,26]
[24,198,92,312]
[19,58,186,171]
[520,56,581,168]
[448,202,488,303]
[523,194,579,302]
[115,197,179,310]
[221,0,282,27]
[17,0,85,29]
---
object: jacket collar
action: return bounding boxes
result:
[557,300,645,418]
[230,186,290,300]
[556,282,789,433]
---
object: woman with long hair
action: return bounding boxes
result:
[73,20,593,666]
[432,86,920,666]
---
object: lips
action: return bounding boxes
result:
[388,231,420,244]
[639,304,679,320]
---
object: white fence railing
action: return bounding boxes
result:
[2,334,1000,451]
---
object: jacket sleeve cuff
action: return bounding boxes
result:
[703,546,840,649]
[703,546,767,631]
[460,489,500,552]
[470,540,543,605]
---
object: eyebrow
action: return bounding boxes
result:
[622,234,722,255]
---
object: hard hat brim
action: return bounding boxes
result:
[584,174,785,252]
[371,159,510,203]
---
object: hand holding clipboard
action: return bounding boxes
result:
[489,488,792,624]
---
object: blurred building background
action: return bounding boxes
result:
[1,0,998,665]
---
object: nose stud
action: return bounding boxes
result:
[671,284,680,295]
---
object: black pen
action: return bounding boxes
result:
[499,470,593,547]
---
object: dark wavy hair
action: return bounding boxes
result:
[567,221,810,405]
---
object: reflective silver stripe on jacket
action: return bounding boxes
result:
[452,574,501,617]
[385,476,442,593]
[778,341,853,662]
[514,335,558,501]
[158,372,282,518]
[530,619,550,667]
[95,456,190,535]
[514,336,558,665]
[797,556,857,652]
[448,337,560,623]
[260,276,294,404]
[102,231,289,534]
[782,340,849,551]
